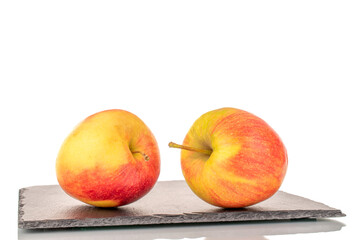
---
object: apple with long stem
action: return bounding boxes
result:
[56,109,160,207]
[169,107,288,208]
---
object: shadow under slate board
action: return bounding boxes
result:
[18,180,345,229]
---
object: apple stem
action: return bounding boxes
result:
[168,142,212,155]
[132,151,150,161]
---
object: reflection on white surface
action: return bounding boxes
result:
[18,219,344,240]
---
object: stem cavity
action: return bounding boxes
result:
[132,151,150,161]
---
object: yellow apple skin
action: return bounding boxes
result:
[56,109,160,207]
[181,108,288,208]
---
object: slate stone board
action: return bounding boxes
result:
[18,180,345,229]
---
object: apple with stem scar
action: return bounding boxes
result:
[56,109,160,207]
[169,107,287,208]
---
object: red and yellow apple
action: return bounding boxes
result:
[169,107,287,208]
[56,109,160,207]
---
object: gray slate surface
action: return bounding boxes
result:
[18,180,345,229]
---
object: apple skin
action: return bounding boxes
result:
[56,109,160,207]
[180,107,288,208]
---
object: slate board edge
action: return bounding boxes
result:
[19,209,345,230]
[18,188,26,228]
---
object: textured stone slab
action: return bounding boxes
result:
[18,180,345,229]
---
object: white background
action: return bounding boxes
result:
[1,1,359,239]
